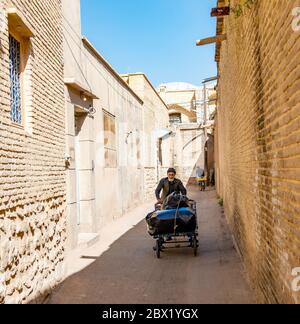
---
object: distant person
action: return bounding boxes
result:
[196,166,205,179]
[196,166,206,191]
[155,168,187,204]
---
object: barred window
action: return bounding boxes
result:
[9,34,22,124]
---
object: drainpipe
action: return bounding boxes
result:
[202,76,218,177]
[203,82,208,141]
[154,128,173,183]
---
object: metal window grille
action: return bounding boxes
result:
[9,35,22,124]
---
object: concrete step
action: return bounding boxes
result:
[78,233,100,249]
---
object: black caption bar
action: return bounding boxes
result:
[100,306,200,322]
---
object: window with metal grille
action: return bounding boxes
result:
[9,34,22,124]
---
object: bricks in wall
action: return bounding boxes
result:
[216,0,300,304]
[144,167,157,201]
[0,0,66,304]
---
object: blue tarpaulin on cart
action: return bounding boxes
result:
[146,207,197,236]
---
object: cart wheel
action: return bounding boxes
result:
[156,240,161,259]
[193,236,198,257]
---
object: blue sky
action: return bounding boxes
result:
[81,0,217,87]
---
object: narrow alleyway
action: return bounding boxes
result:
[49,184,255,304]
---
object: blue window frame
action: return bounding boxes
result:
[9,34,22,124]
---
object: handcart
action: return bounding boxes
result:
[153,230,199,259]
[146,194,199,259]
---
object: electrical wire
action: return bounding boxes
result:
[62,13,216,110]
[62,15,142,109]
[62,14,216,118]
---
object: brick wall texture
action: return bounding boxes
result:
[215,0,300,304]
[144,167,157,201]
[0,0,66,303]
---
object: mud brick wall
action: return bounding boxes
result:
[215,0,300,304]
[0,0,66,303]
[144,167,157,201]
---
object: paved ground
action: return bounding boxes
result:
[49,185,255,304]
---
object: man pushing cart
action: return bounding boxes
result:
[146,168,199,258]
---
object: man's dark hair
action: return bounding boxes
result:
[167,168,176,174]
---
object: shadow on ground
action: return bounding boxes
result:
[49,184,255,304]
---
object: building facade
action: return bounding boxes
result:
[0,0,66,303]
[63,0,145,251]
[158,82,199,125]
[157,82,216,184]
[121,73,172,200]
[215,0,300,304]
[158,82,216,126]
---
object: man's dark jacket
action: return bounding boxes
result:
[155,178,187,202]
